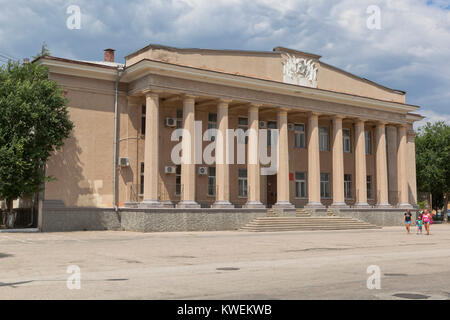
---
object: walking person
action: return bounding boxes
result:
[423,209,432,235]
[404,209,413,234]
[416,212,423,235]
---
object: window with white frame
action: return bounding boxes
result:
[344,174,353,199]
[176,109,183,129]
[320,173,331,198]
[141,105,146,135]
[140,162,144,195]
[343,128,351,153]
[238,117,248,144]
[267,121,277,146]
[319,127,329,151]
[367,175,373,199]
[208,167,216,196]
[294,124,306,148]
[175,165,181,196]
[208,113,217,141]
[238,168,248,197]
[295,172,307,198]
[365,130,372,155]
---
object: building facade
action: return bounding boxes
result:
[37,44,422,212]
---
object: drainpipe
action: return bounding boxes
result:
[113,65,125,212]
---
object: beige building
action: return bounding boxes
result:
[36,44,422,212]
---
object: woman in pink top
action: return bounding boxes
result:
[423,209,432,235]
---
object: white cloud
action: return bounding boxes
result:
[414,109,450,130]
[0,0,449,117]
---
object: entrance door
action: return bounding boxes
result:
[267,174,277,208]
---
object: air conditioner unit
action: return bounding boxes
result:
[288,123,294,131]
[118,157,130,167]
[259,121,267,129]
[198,166,208,175]
[165,117,177,127]
[165,166,176,174]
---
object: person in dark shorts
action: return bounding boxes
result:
[404,209,413,234]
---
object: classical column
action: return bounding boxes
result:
[244,104,265,208]
[331,116,347,207]
[140,92,163,208]
[386,125,399,205]
[375,122,391,208]
[212,99,234,208]
[407,130,418,207]
[176,95,200,208]
[354,119,370,207]
[124,96,141,208]
[306,112,324,208]
[397,125,412,208]
[273,109,294,208]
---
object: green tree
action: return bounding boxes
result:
[0,60,73,228]
[415,121,450,215]
[32,42,51,60]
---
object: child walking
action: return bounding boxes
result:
[416,212,423,235]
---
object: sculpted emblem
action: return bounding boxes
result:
[283,54,318,88]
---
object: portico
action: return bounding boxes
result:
[128,87,417,209]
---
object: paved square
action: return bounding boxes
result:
[1,225,449,299]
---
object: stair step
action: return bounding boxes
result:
[241,226,380,230]
[241,216,380,232]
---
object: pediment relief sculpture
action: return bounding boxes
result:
[283,54,318,88]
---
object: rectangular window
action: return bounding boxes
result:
[208,113,217,141]
[267,121,277,146]
[141,105,146,135]
[238,117,248,144]
[208,167,216,196]
[140,162,144,195]
[176,109,183,129]
[365,130,372,155]
[320,173,331,198]
[344,174,353,199]
[343,128,351,153]
[238,168,248,197]
[294,124,306,148]
[319,127,329,151]
[295,172,307,198]
[175,165,181,196]
[367,175,373,199]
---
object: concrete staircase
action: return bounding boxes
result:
[241,209,380,232]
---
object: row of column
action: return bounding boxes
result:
[140,91,411,209]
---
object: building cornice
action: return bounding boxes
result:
[37,56,422,118]
[124,59,420,115]
[36,57,119,81]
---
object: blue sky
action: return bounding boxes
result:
[0,0,449,126]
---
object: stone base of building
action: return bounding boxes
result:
[211,201,235,209]
[39,206,413,232]
[353,202,371,209]
[139,200,165,208]
[40,207,267,232]
[315,207,407,226]
[176,201,201,209]
[330,202,349,208]
[243,201,265,209]
[305,202,326,209]
[397,203,414,209]
[272,201,295,209]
